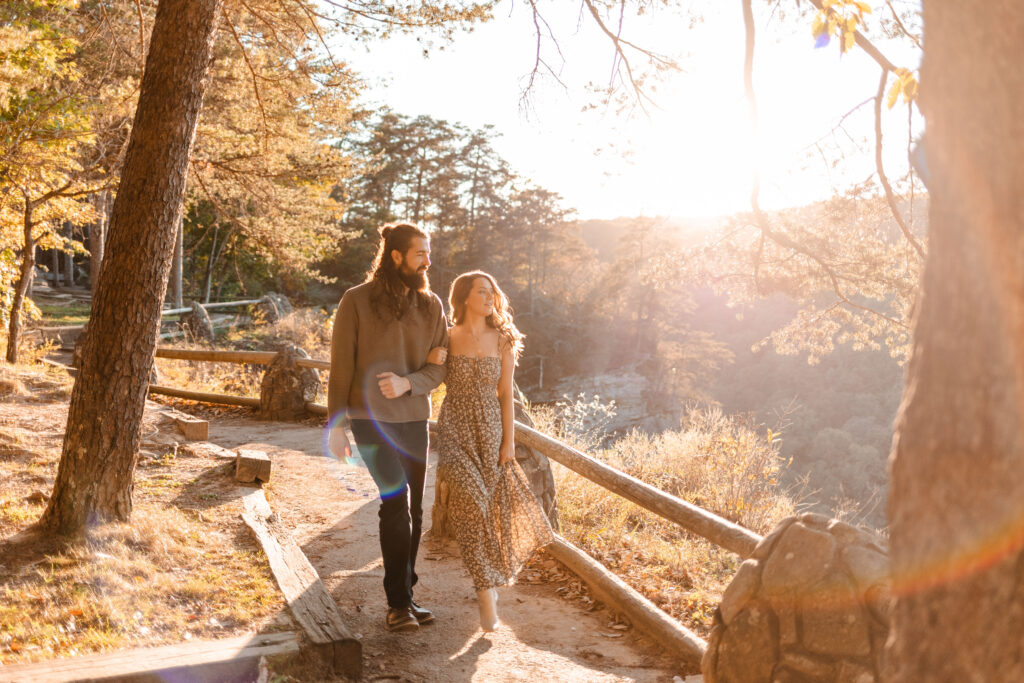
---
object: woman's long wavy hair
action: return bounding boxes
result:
[449,271,524,362]
[366,222,431,320]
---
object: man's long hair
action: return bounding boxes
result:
[449,270,524,362]
[366,222,431,320]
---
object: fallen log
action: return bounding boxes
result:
[240,488,361,678]
[0,631,299,683]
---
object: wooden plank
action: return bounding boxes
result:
[240,489,361,678]
[154,348,278,364]
[0,631,299,683]
[546,536,707,665]
[235,449,272,483]
[512,422,763,558]
[174,416,209,441]
[148,385,261,408]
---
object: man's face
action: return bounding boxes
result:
[392,236,430,289]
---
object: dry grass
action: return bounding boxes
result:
[0,362,289,666]
[532,404,797,637]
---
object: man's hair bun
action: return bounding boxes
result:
[380,225,394,239]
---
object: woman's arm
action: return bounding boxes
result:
[497,338,516,466]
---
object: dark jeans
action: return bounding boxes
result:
[349,418,428,610]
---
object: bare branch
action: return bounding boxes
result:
[874,68,925,260]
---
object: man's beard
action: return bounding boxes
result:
[398,266,428,291]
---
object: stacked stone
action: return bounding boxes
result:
[254,292,292,324]
[259,345,320,421]
[703,513,890,683]
[513,400,559,529]
[182,301,213,341]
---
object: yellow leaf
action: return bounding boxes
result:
[854,1,873,13]
[887,80,901,109]
[844,30,856,51]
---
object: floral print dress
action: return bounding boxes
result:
[437,354,554,591]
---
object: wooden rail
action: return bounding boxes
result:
[161,298,262,316]
[514,423,763,558]
[148,384,261,408]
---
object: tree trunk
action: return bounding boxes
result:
[6,200,36,364]
[202,223,219,303]
[64,222,75,286]
[886,2,1024,679]
[51,241,60,288]
[170,212,183,307]
[89,191,106,294]
[39,0,222,536]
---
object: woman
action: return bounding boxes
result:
[428,271,553,631]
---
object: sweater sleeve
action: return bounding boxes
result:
[328,291,358,422]
[405,299,449,396]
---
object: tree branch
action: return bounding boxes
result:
[874,68,924,260]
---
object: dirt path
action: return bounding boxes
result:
[208,416,684,682]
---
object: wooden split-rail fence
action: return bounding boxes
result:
[145,346,765,666]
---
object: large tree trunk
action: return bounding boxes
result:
[39,0,221,535]
[886,1,1024,679]
[6,200,36,364]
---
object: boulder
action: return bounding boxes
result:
[704,517,890,683]
[259,345,320,421]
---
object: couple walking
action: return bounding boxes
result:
[327,222,553,633]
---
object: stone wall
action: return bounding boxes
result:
[703,513,890,683]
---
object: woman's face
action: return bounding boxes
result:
[464,277,495,319]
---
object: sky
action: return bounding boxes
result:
[330,1,922,220]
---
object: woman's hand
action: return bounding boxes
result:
[427,346,448,365]
[499,439,515,466]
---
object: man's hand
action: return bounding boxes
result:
[328,425,352,460]
[377,372,412,399]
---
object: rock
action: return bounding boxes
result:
[836,660,876,683]
[720,559,761,625]
[714,603,778,683]
[750,516,797,561]
[254,292,292,324]
[840,545,889,595]
[777,607,799,647]
[800,574,872,658]
[864,583,892,625]
[512,401,559,528]
[761,522,837,598]
[777,651,834,680]
[182,301,213,341]
[259,345,320,421]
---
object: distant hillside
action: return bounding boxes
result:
[578,216,725,262]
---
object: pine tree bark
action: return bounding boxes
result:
[39,0,222,535]
[886,1,1024,679]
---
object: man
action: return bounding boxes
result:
[327,222,448,632]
